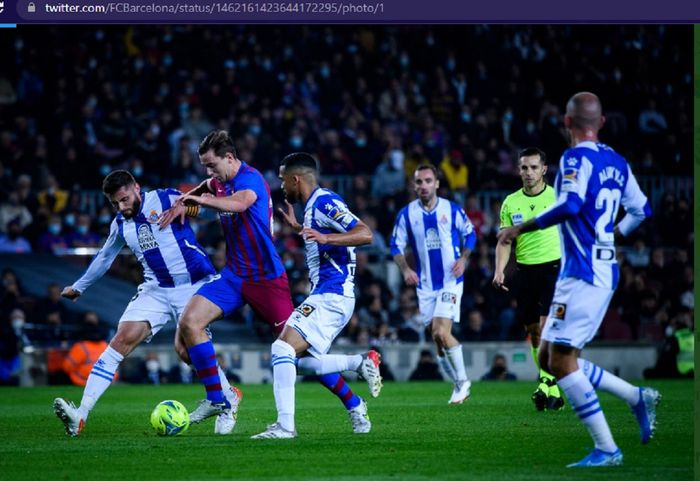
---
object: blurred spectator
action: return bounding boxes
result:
[625,240,650,268]
[33,283,71,326]
[644,308,694,379]
[393,286,425,343]
[409,349,443,381]
[37,175,69,214]
[217,352,242,384]
[168,360,195,384]
[371,149,405,200]
[638,100,668,134]
[0,191,33,233]
[66,214,101,248]
[481,354,517,381]
[0,311,20,386]
[144,352,167,385]
[0,217,32,253]
[440,149,468,204]
[462,310,487,342]
[60,315,109,386]
[37,215,69,253]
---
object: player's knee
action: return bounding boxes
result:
[110,324,147,356]
[271,339,296,363]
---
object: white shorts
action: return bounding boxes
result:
[541,277,614,349]
[286,293,355,357]
[417,284,463,326]
[119,278,211,343]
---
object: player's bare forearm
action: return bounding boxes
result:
[184,179,213,198]
[494,241,511,275]
[393,253,410,272]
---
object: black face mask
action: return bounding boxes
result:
[492,365,506,376]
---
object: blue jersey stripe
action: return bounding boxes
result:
[157,190,214,284]
[422,212,444,290]
[450,203,464,284]
[403,208,422,289]
[135,216,174,287]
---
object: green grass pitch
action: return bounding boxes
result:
[0,380,692,480]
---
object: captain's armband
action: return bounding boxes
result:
[185,205,200,217]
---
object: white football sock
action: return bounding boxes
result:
[558,369,617,452]
[78,346,123,420]
[445,345,468,382]
[271,340,297,432]
[297,354,363,375]
[437,355,456,382]
[578,358,639,406]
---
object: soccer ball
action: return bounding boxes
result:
[150,400,190,436]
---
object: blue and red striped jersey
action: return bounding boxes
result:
[211,162,285,281]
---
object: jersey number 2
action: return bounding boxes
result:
[594,188,621,243]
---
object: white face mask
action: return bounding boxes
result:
[11,317,24,330]
[146,359,161,373]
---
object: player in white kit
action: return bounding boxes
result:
[390,164,476,404]
[498,92,660,467]
[53,170,240,437]
[252,152,382,439]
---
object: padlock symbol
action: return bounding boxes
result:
[27,2,35,12]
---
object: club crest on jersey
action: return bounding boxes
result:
[137,224,159,251]
[148,210,159,223]
[295,303,316,317]
[551,303,567,320]
[511,213,524,225]
[441,292,457,304]
[425,228,441,250]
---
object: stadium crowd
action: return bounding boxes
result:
[0,26,693,369]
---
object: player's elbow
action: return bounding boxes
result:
[358,225,373,246]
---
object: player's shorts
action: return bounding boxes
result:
[541,277,614,349]
[195,266,294,334]
[286,293,355,357]
[119,276,212,343]
[417,284,463,326]
[515,259,560,326]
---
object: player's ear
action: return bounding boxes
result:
[599,115,606,129]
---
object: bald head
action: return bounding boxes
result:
[565,92,603,131]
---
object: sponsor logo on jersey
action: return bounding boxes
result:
[441,292,457,304]
[551,302,567,320]
[511,213,524,225]
[425,228,441,250]
[324,200,355,229]
[137,224,159,251]
[295,303,316,317]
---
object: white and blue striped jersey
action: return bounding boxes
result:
[303,187,359,297]
[534,141,651,289]
[72,189,215,292]
[390,197,477,291]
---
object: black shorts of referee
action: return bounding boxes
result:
[515,259,560,326]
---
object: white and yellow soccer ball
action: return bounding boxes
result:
[150,400,190,436]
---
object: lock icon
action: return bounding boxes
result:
[27,2,35,12]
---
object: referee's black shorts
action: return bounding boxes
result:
[515,259,560,327]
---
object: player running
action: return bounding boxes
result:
[52,170,240,436]
[390,164,476,404]
[493,147,564,411]
[159,131,376,435]
[251,152,382,439]
[498,92,660,467]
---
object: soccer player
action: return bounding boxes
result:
[52,170,240,436]
[159,132,373,435]
[251,152,382,439]
[498,92,660,467]
[493,147,564,411]
[390,164,476,404]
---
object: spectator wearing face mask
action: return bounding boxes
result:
[37,215,69,253]
[66,214,101,248]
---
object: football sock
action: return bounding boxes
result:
[578,358,639,405]
[558,369,617,452]
[271,340,297,432]
[78,346,123,420]
[188,341,226,405]
[445,345,468,382]
[318,373,362,410]
[437,355,456,382]
[297,354,362,375]
[531,345,540,370]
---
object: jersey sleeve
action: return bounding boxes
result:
[456,206,477,251]
[390,208,409,256]
[71,218,126,293]
[314,195,359,233]
[616,163,652,236]
[499,197,512,229]
[535,150,591,229]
